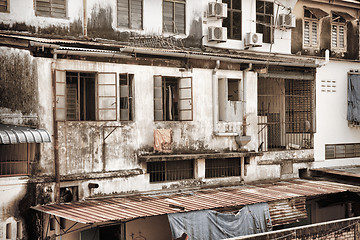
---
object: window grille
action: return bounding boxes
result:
[205,158,241,178]
[325,143,360,159]
[0,143,35,176]
[147,160,194,182]
[222,0,241,40]
[35,0,66,18]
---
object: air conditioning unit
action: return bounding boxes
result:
[245,32,263,47]
[208,26,227,42]
[208,2,227,18]
[278,13,296,28]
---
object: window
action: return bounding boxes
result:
[0,143,35,176]
[219,78,242,121]
[163,0,186,34]
[117,0,143,29]
[0,0,9,12]
[35,0,66,18]
[154,76,192,121]
[303,9,320,48]
[331,12,346,51]
[348,73,360,125]
[55,71,117,121]
[256,0,273,43]
[119,74,134,121]
[222,0,241,40]
[147,160,194,182]
[228,78,240,101]
[325,143,360,159]
[205,158,241,178]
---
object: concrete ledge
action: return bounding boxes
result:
[257,158,314,165]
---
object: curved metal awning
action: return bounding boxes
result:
[0,124,51,144]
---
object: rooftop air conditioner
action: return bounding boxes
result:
[208,26,227,42]
[245,32,263,47]
[278,13,296,28]
[208,2,227,18]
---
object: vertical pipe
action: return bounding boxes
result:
[52,62,60,204]
[240,157,245,183]
[83,0,87,37]
[213,60,220,131]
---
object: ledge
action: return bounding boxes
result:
[257,158,314,165]
[138,152,263,162]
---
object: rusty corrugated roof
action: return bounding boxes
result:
[32,179,360,225]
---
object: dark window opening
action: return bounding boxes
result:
[117,0,143,29]
[119,73,134,121]
[60,218,66,230]
[205,158,241,178]
[163,0,186,34]
[49,218,55,231]
[0,143,35,176]
[154,76,192,121]
[147,160,194,182]
[6,223,11,239]
[228,79,240,101]
[60,186,78,203]
[66,72,96,121]
[256,0,274,43]
[222,0,241,40]
[35,0,66,18]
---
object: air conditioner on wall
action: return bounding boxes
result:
[245,32,263,47]
[208,2,227,18]
[278,13,296,28]
[208,26,227,42]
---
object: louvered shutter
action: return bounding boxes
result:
[131,0,142,29]
[175,3,185,34]
[163,1,173,33]
[117,0,129,27]
[97,73,117,121]
[178,77,192,121]
[55,70,66,120]
[154,75,163,121]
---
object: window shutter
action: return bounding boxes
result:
[304,21,310,45]
[131,0,142,29]
[120,74,130,121]
[55,70,66,120]
[311,22,317,46]
[51,0,66,18]
[117,0,129,27]
[174,2,185,34]
[0,0,8,12]
[154,75,163,121]
[163,1,174,33]
[332,25,337,47]
[97,73,117,121]
[36,0,51,16]
[178,77,192,121]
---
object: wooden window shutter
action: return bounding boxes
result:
[55,70,66,120]
[154,75,163,121]
[131,0,142,29]
[174,2,185,34]
[36,0,51,16]
[120,73,130,121]
[178,77,192,121]
[51,0,66,18]
[163,1,174,33]
[0,0,8,12]
[117,0,129,27]
[97,73,117,121]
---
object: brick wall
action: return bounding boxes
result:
[231,216,360,240]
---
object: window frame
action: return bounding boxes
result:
[117,0,143,29]
[0,143,35,177]
[205,158,241,178]
[162,0,186,34]
[147,160,194,182]
[256,0,274,44]
[35,0,67,18]
[325,143,360,159]
[0,0,10,13]
[222,0,242,40]
[331,12,347,52]
[119,73,135,121]
[303,9,320,49]
[154,75,193,122]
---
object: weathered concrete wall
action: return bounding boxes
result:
[0,47,38,126]
[292,1,359,60]
[314,60,360,168]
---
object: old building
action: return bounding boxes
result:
[0,0,360,239]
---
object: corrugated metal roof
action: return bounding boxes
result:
[0,124,51,144]
[32,179,360,225]
[268,197,307,226]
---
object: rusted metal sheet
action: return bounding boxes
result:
[0,124,51,144]
[31,179,360,225]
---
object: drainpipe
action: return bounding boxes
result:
[83,0,87,37]
[51,57,60,204]
[318,49,330,67]
[212,60,239,137]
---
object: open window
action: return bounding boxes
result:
[218,78,243,122]
[55,71,117,121]
[119,73,134,121]
[154,76,192,121]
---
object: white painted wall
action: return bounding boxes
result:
[314,60,360,168]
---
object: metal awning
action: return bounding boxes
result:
[32,179,360,225]
[333,11,356,21]
[0,124,51,144]
[304,6,329,19]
